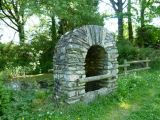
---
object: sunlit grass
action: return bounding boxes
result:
[119,102,130,109]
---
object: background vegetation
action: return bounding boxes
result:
[0,0,160,119]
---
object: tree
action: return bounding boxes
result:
[127,0,133,42]
[26,0,103,72]
[0,0,29,44]
[109,0,127,40]
[34,0,103,43]
[137,0,155,47]
[55,0,104,35]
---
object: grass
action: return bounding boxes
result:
[1,69,160,120]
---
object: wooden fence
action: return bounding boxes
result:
[77,74,114,83]
[48,58,151,84]
[118,57,151,75]
[77,58,151,83]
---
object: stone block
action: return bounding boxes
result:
[82,91,97,103]
[66,91,77,97]
[64,74,79,81]
[65,81,77,88]
[65,99,80,104]
[79,89,85,95]
[97,88,108,96]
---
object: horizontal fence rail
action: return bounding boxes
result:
[127,59,150,64]
[78,74,115,83]
[50,58,151,83]
[119,57,151,75]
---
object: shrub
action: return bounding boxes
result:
[31,32,54,73]
[117,40,155,64]
[136,25,160,48]
[0,72,12,119]
[117,40,139,63]
[149,50,160,70]
[0,41,49,74]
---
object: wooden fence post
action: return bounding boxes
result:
[146,57,149,68]
[124,59,128,75]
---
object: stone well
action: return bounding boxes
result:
[53,25,118,104]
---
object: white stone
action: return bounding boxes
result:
[79,89,85,95]
[66,91,76,97]
[64,74,79,81]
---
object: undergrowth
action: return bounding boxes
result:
[1,69,160,120]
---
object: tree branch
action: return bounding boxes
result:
[11,0,19,19]
[1,9,18,26]
[155,0,160,3]
[122,0,127,5]
[123,4,128,9]
[99,0,113,8]
[1,18,18,31]
[0,0,18,26]
[109,0,118,11]
[6,0,18,21]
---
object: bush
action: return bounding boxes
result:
[31,32,54,73]
[148,50,160,70]
[136,25,160,48]
[117,40,155,63]
[116,40,160,70]
[0,72,12,119]
[0,37,53,74]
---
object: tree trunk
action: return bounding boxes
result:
[128,0,133,42]
[117,0,124,40]
[118,16,124,40]
[140,4,145,28]
[51,15,57,48]
[18,23,25,45]
[140,0,145,47]
[58,19,66,36]
[109,0,126,40]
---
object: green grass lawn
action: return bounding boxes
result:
[2,69,160,120]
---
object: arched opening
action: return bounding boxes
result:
[85,45,106,92]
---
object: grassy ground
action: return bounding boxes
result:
[2,69,160,120]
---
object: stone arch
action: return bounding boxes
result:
[53,25,118,104]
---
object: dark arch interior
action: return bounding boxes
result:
[85,45,106,92]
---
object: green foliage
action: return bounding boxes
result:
[0,72,12,119]
[31,32,53,73]
[1,69,160,119]
[117,40,160,71]
[136,25,160,48]
[149,49,160,70]
[0,0,104,74]
[117,73,149,101]
[117,40,152,63]
[117,40,139,63]
[0,43,11,70]
[0,69,13,81]
[53,0,104,28]
[0,0,34,44]
[0,40,52,74]
[128,103,160,120]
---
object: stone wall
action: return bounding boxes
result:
[53,25,118,104]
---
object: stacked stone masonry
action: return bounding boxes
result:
[53,25,118,104]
